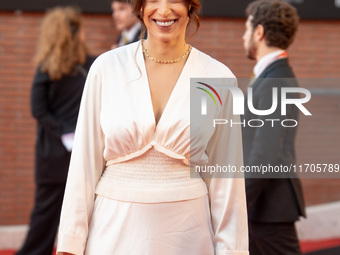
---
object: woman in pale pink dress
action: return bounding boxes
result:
[57,0,249,254]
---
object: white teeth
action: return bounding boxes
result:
[156,20,175,27]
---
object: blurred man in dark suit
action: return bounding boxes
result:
[241,0,306,254]
[111,0,142,49]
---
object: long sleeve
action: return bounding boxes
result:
[244,78,298,209]
[31,69,64,138]
[57,60,105,255]
[203,83,249,255]
[243,83,278,208]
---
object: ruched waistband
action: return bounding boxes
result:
[95,148,207,203]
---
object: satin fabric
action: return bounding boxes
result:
[85,195,214,255]
[57,41,249,255]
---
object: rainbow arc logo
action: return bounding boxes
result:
[196,82,222,115]
[196,82,222,106]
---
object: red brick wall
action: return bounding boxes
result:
[0,12,339,225]
[0,12,117,225]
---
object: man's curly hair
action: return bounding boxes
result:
[246,0,299,50]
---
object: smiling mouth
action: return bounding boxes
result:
[154,20,176,27]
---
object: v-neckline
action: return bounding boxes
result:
[139,42,193,130]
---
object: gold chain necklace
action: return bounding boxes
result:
[142,41,192,64]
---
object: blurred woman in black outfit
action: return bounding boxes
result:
[16,6,95,255]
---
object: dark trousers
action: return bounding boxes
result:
[249,221,302,255]
[16,184,66,255]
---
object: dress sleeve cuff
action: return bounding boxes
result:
[57,233,86,255]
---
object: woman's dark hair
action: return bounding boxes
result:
[246,0,299,50]
[132,0,201,39]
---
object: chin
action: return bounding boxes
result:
[150,33,176,43]
[158,36,173,42]
[246,47,257,60]
[247,53,256,60]
[115,23,124,31]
